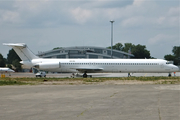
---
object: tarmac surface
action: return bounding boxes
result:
[6,72,180,78]
[0,84,180,120]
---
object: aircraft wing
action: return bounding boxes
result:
[71,67,103,73]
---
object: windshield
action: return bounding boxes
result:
[166,61,173,64]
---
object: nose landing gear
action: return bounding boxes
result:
[168,73,172,77]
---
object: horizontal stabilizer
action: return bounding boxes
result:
[3,43,39,61]
[3,43,26,47]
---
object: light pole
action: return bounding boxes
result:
[110,20,114,58]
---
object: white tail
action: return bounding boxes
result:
[3,43,39,61]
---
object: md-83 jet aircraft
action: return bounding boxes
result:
[3,43,179,77]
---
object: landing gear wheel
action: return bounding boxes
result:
[168,73,171,77]
[83,71,87,78]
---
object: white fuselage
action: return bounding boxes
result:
[23,58,179,73]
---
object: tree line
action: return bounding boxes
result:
[0,43,179,72]
[107,43,179,65]
[164,46,180,65]
[0,49,22,72]
[107,43,151,59]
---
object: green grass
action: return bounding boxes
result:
[0,80,28,85]
[0,76,179,85]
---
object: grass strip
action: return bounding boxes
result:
[0,76,179,85]
[0,80,29,85]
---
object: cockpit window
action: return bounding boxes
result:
[166,61,173,64]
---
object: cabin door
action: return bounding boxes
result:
[160,64,164,68]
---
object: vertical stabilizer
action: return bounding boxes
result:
[3,43,39,61]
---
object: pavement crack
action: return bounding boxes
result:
[77,109,88,117]
[110,92,118,97]
[158,107,161,120]
[158,89,162,120]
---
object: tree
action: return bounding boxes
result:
[172,46,180,57]
[132,44,151,59]
[107,43,123,51]
[164,54,175,61]
[123,43,135,53]
[7,49,21,71]
[7,64,12,69]
[12,59,22,72]
[53,47,62,50]
[0,53,6,67]
[7,49,21,64]
[107,43,151,59]
[164,46,180,65]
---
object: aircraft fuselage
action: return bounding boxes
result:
[24,58,179,73]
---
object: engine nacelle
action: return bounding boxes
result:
[34,62,60,70]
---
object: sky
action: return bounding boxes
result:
[0,0,179,59]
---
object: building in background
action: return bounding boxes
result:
[37,46,134,59]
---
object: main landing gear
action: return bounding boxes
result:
[83,71,88,78]
[71,71,92,78]
[128,73,131,77]
[82,71,92,78]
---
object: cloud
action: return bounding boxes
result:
[0,0,178,28]
[121,16,154,27]
[157,17,165,24]
[156,6,179,27]
[0,0,179,59]
[148,34,175,45]
[71,7,92,24]
[168,7,179,16]
[0,10,20,24]
[133,0,145,6]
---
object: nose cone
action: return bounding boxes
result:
[173,65,179,72]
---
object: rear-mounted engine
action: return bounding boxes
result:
[34,62,60,70]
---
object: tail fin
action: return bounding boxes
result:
[3,43,39,61]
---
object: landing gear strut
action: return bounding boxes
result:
[83,71,88,78]
[128,73,131,77]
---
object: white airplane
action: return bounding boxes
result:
[3,43,179,77]
[0,68,15,74]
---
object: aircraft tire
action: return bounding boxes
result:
[168,73,171,77]
[83,74,87,78]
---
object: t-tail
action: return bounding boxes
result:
[3,43,39,67]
